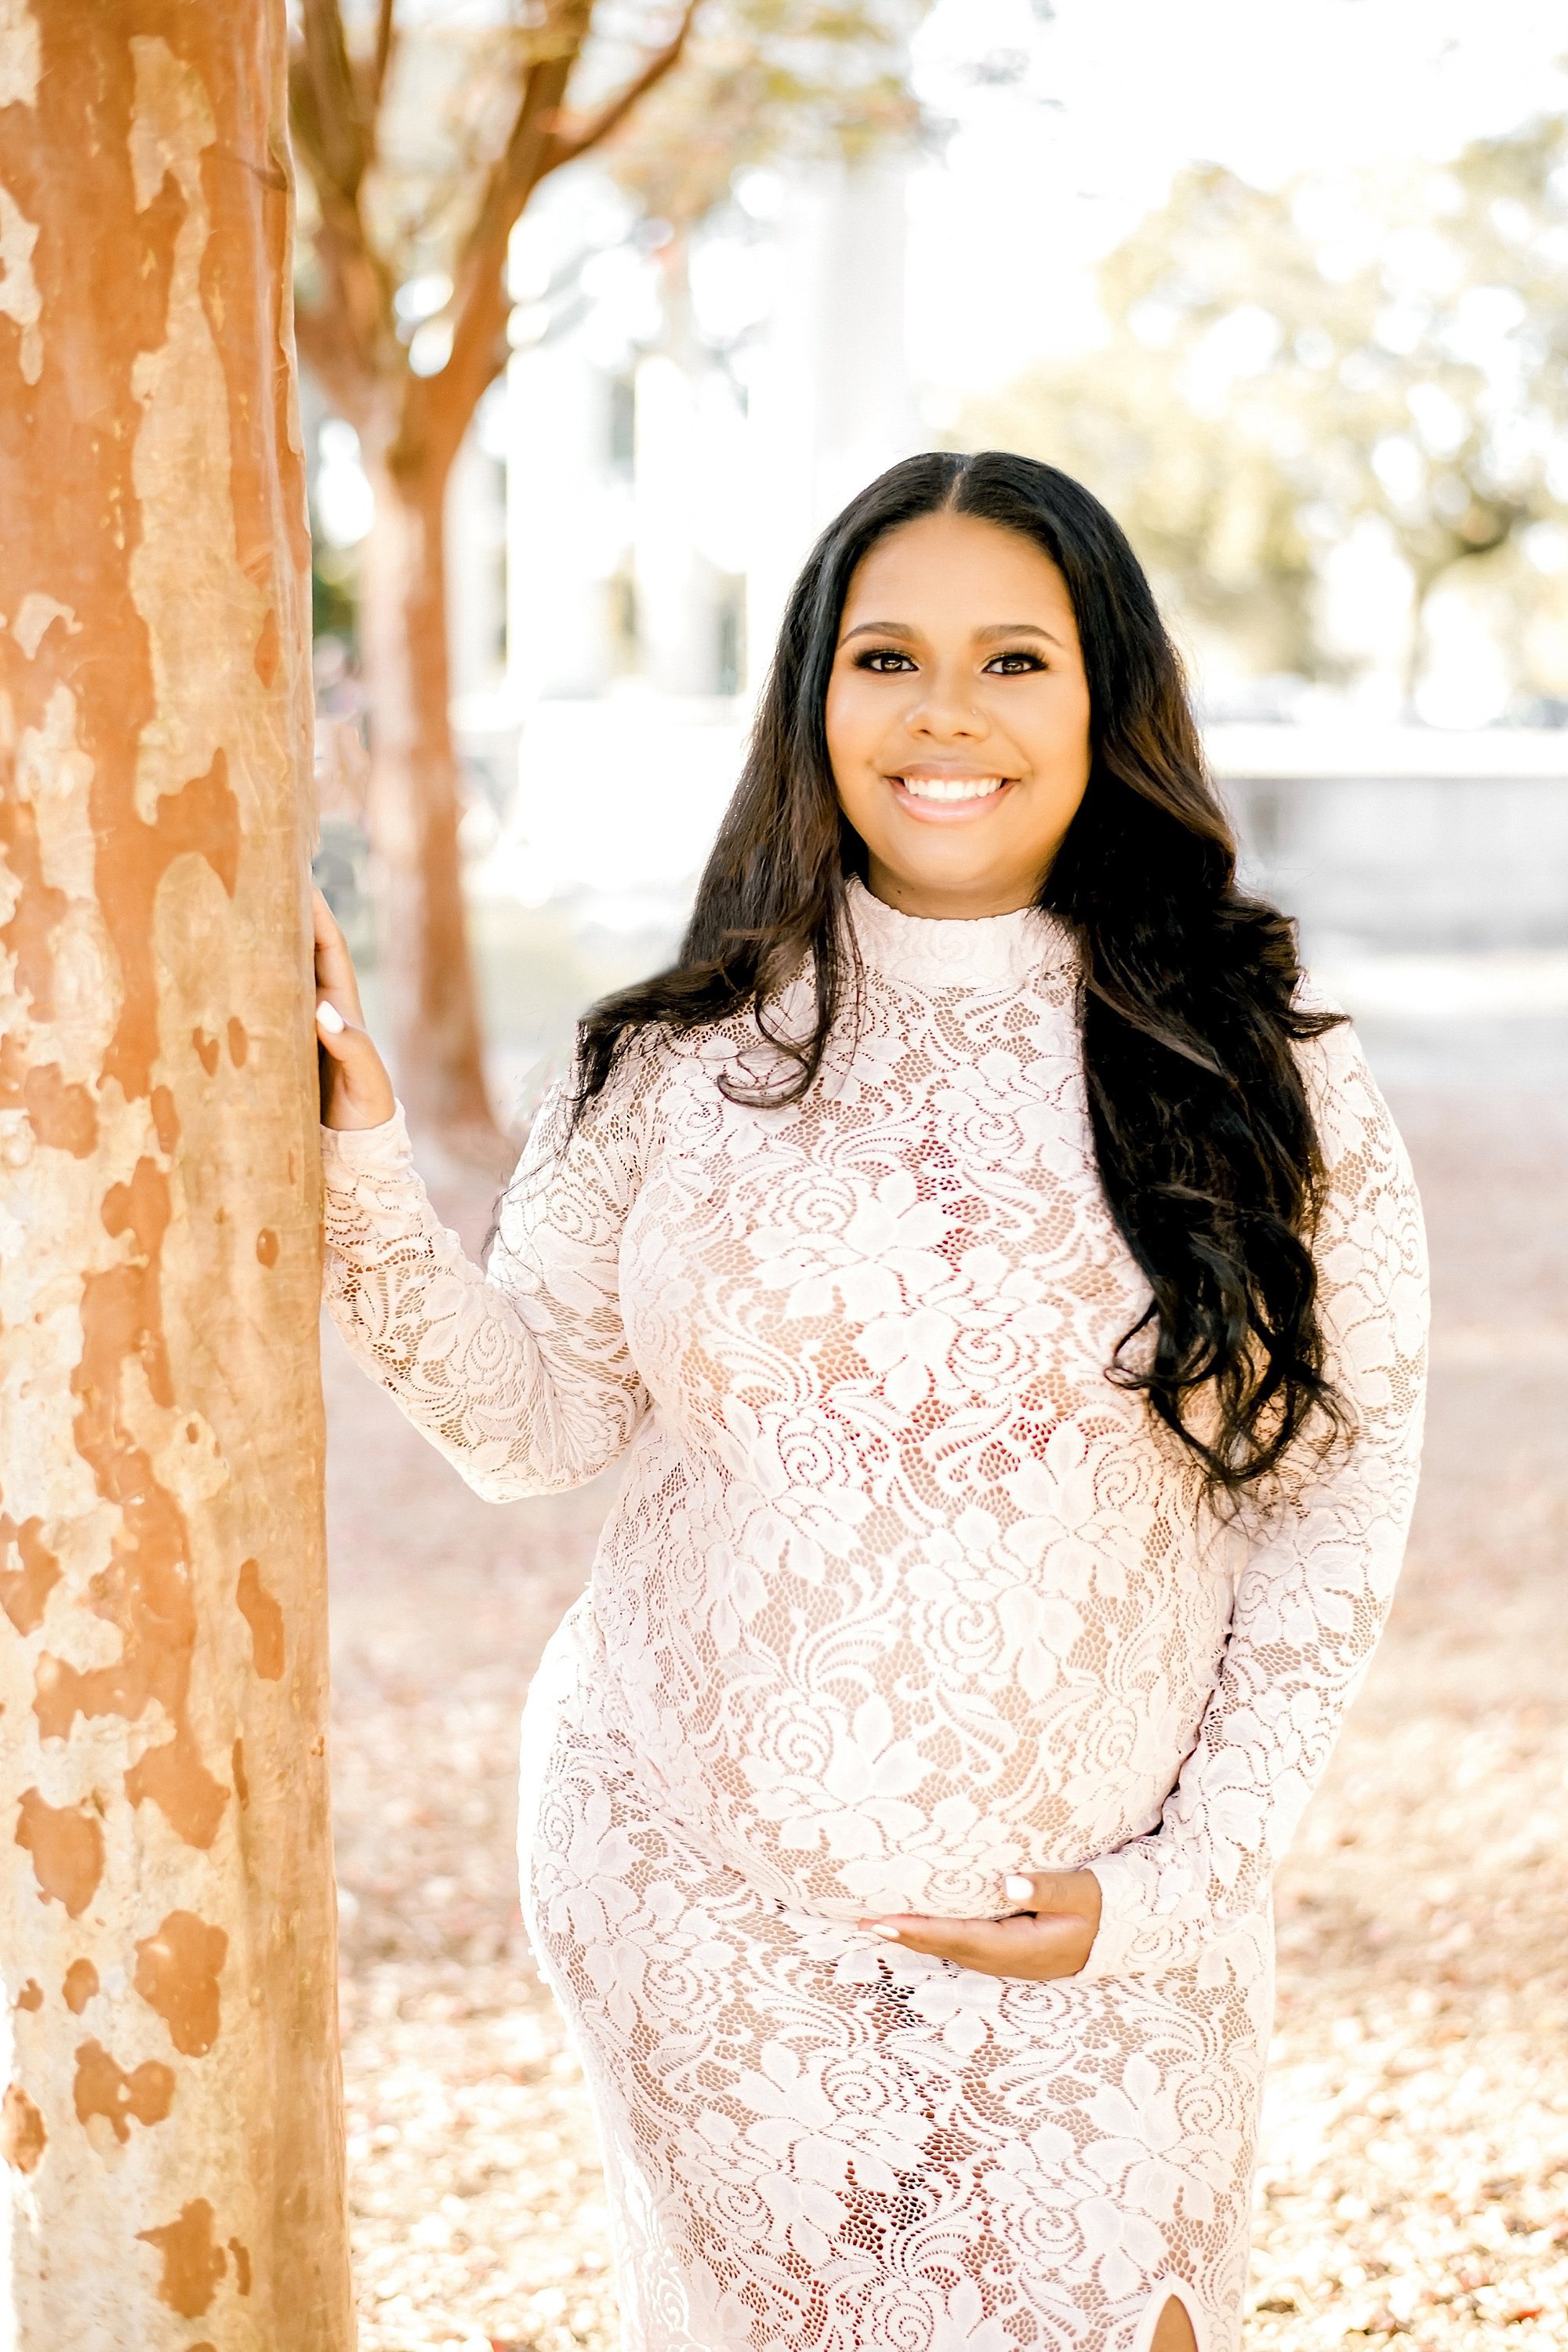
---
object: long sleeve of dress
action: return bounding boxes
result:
[1080,1022,1429,1981]
[320,1072,652,1501]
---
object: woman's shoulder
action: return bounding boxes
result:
[524,1001,769,1151]
[1288,971,1415,1192]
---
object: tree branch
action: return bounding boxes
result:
[371,0,397,111]
[542,0,702,173]
[289,0,398,406]
[299,0,368,199]
[404,4,702,476]
[400,42,578,473]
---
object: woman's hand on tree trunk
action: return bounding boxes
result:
[858,1867,1103,1980]
[314,887,397,1131]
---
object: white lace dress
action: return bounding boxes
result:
[321,883,1428,2352]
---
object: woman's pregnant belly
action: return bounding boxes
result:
[583,1425,1234,1921]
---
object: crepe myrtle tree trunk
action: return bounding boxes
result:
[0,5,353,2346]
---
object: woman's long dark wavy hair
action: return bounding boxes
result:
[570,451,1347,1496]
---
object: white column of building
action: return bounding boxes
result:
[634,350,721,695]
[744,153,920,692]
[445,419,508,702]
[506,338,620,700]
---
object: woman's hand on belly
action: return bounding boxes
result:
[858,1869,1102,1980]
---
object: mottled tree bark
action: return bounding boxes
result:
[0,6,352,2346]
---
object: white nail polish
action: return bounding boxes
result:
[866,1922,902,1940]
[316,1000,345,1034]
[1004,1874,1035,1904]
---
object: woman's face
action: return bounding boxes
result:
[825,510,1093,920]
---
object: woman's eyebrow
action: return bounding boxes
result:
[840,620,920,644]
[839,619,1068,650]
[975,622,1066,649]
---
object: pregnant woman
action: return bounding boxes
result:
[314,451,1427,2352]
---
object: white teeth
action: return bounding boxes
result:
[898,775,1006,803]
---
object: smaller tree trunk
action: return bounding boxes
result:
[358,455,507,1167]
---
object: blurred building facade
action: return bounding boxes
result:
[306,143,1568,1109]
[464,152,920,712]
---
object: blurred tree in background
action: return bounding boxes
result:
[973,118,1568,717]
[291,2,922,1163]
[604,0,920,229]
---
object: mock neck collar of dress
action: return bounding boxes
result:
[845,876,1078,989]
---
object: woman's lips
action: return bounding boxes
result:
[887,772,1014,821]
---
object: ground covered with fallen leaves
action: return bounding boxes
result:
[327,1087,1568,2351]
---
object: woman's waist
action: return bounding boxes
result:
[541,1623,1182,1921]
[525,1710,1158,1926]
[589,1604,1214,1801]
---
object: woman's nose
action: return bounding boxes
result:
[904,667,988,739]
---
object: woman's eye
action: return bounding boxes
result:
[984,651,1047,675]
[855,649,918,673]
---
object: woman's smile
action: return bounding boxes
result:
[887,767,1016,818]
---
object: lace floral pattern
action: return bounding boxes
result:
[322,881,1428,2351]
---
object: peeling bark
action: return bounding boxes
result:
[0,5,351,2344]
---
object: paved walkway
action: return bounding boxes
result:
[326,1086,1568,2352]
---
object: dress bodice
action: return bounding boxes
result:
[321,891,1427,1933]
